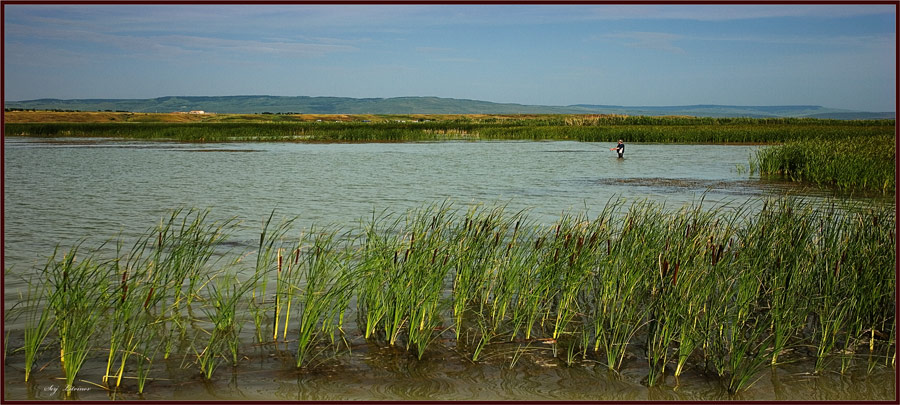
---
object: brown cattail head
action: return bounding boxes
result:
[535,237,544,250]
[120,270,129,303]
[672,262,680,285]
[144,287,154,309]
[277,249,283,273]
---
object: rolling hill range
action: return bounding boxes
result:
[4,95,894,119]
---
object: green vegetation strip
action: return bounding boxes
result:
[752,134,896,193]
[5,116,894,143]
[7,198,895,396]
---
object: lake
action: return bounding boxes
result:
[3,137,894,400]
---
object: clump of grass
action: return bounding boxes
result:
[752,134,895,193]
[44,244,113,395]
[253,211,296,343]
[18,278,56,382]
[196,271,253,379]
[292,227,355,367]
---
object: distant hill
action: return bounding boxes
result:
[4,95,894,119]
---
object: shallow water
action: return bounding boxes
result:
[3,137,895,400]
[5,138,870,275]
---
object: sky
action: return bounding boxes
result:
[3,4,896,111]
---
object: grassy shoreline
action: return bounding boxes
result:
[4,119,894,143]
[6,199,895,396]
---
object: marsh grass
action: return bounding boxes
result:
[197,271,253,379]
[753,135,895,193]
[19,279,55,382]
[9,197,894,395]
[44,244,114,395]
[291,227,355,367]
[6,117,893,144]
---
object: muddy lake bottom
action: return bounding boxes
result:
[5,331,895,401]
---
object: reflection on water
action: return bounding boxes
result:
[3,137,895,401]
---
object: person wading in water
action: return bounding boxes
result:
[610,139,625,158]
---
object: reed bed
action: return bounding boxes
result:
[5,118,893,144]
[8,197,895,396]
[752,134,895,193]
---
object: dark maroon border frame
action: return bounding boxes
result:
[0,1,896,404]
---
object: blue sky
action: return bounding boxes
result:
[3,4,896,111]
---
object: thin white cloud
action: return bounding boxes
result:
[584,5,895,21]
[416,46,455,53]
[601,32,687,54]
[596,30,894,55]
[433,57,478,63]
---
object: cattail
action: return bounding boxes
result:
[836,251,847,278]
[431,248,437,264]
[277,249,283,273]
[671,262,680,286]
[144,287,154,309]
[404,248,410,262]
[120,270,129,303]
[660,254,669,278]
[606,239,611,255]
[293,247,300,265]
